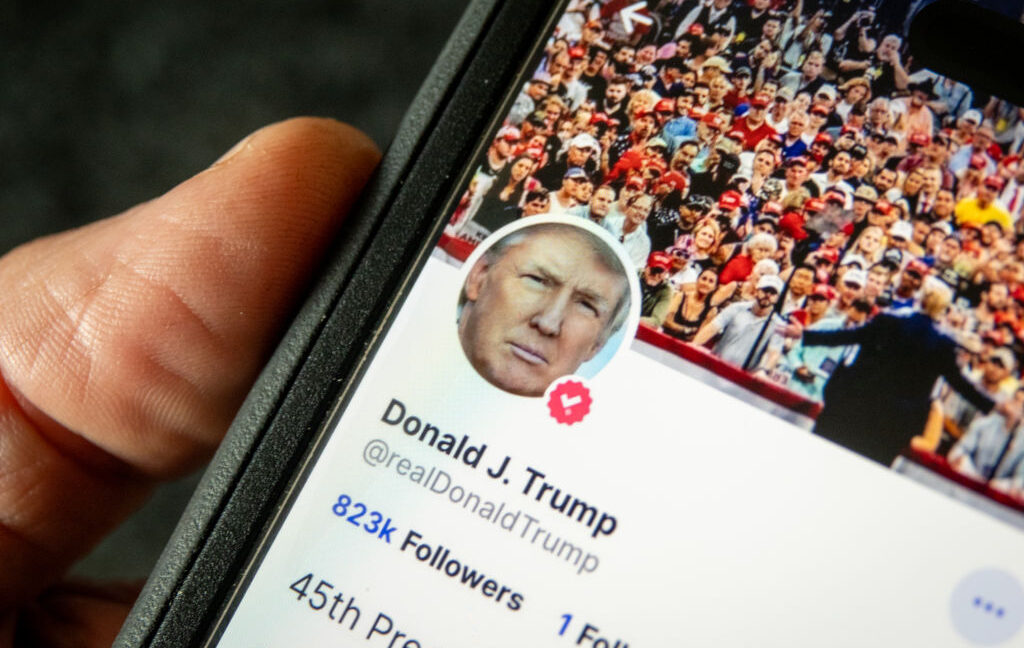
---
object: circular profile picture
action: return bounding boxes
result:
[456,216,639,398]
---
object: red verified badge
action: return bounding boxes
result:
[546,377,592,425]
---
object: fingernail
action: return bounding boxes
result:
[211,132,257,167]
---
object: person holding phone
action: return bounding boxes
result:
[0,119,380,646]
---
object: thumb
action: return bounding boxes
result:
[0,117,379,610]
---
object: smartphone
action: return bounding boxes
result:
[119,0,1024,645]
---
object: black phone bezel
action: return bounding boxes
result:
[115,0,562,645]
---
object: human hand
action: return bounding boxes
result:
[780,320,804,339]
[995,399,1023,428]
[0,118,379,647]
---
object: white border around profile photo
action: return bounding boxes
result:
[455,215,642,395]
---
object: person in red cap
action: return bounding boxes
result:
[607,175,647,222]
[954,153,988,202]
[653,97,678,128]
[695,111,725,161]
[778,210,808,242]
[809,130,832,159]
[809,279,837,311]
[607,106,660,169]
[887,258,930,311]
[810,246,840,283]
[639,251,676,328]
[654,58,688,98]
[733,93,779,151]
[478,125,520,182]
[605,137,669,185]
[866,198,898,233]
[646,172,691,251]
[955,175,1012,232]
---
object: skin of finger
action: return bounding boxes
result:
[0,118,379,613]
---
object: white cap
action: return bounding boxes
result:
[962,109,983,125]
[816,84,838,100]
[842,269,868,287]
[569,133,601,152]
[841,253,869,269]
[889,220,913,240]
[757,274,784,293]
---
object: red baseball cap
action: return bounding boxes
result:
[824,190,847,205]
[820,248,841,264]
[969,153,988,170]
[804,197,826,213]
[701,112,724,129]
[905,259,930,276]
[909,132,931,147]
[688,106,707,120]
[726,129,745,141]
[568,46,587,60]
[813,132,833,144]
[779,211,809,240]
[719,190,743,210]
[633,107,656,120]
[810,105,830,117]
[647,251,674,272]
[762,201,783,216]
[811,284,836,300]
[750,94,770,109]
[984,175,1007,190]
[872,199,893,215]
[688,23,704,36]
[496,125,521,142]
[659,171,688,192]
[655,98,675,114]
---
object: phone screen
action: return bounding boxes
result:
[212,0,1024,645]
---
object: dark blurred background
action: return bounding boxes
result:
[1,0,468,579]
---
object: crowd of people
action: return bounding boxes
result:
[442,0,1024,502]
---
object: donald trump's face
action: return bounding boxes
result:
[459,226,627,397]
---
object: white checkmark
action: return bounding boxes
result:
[561,394,582,409]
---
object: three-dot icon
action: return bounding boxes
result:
[951,569,1024,645]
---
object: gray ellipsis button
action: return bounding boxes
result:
[951,569,1024,645]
